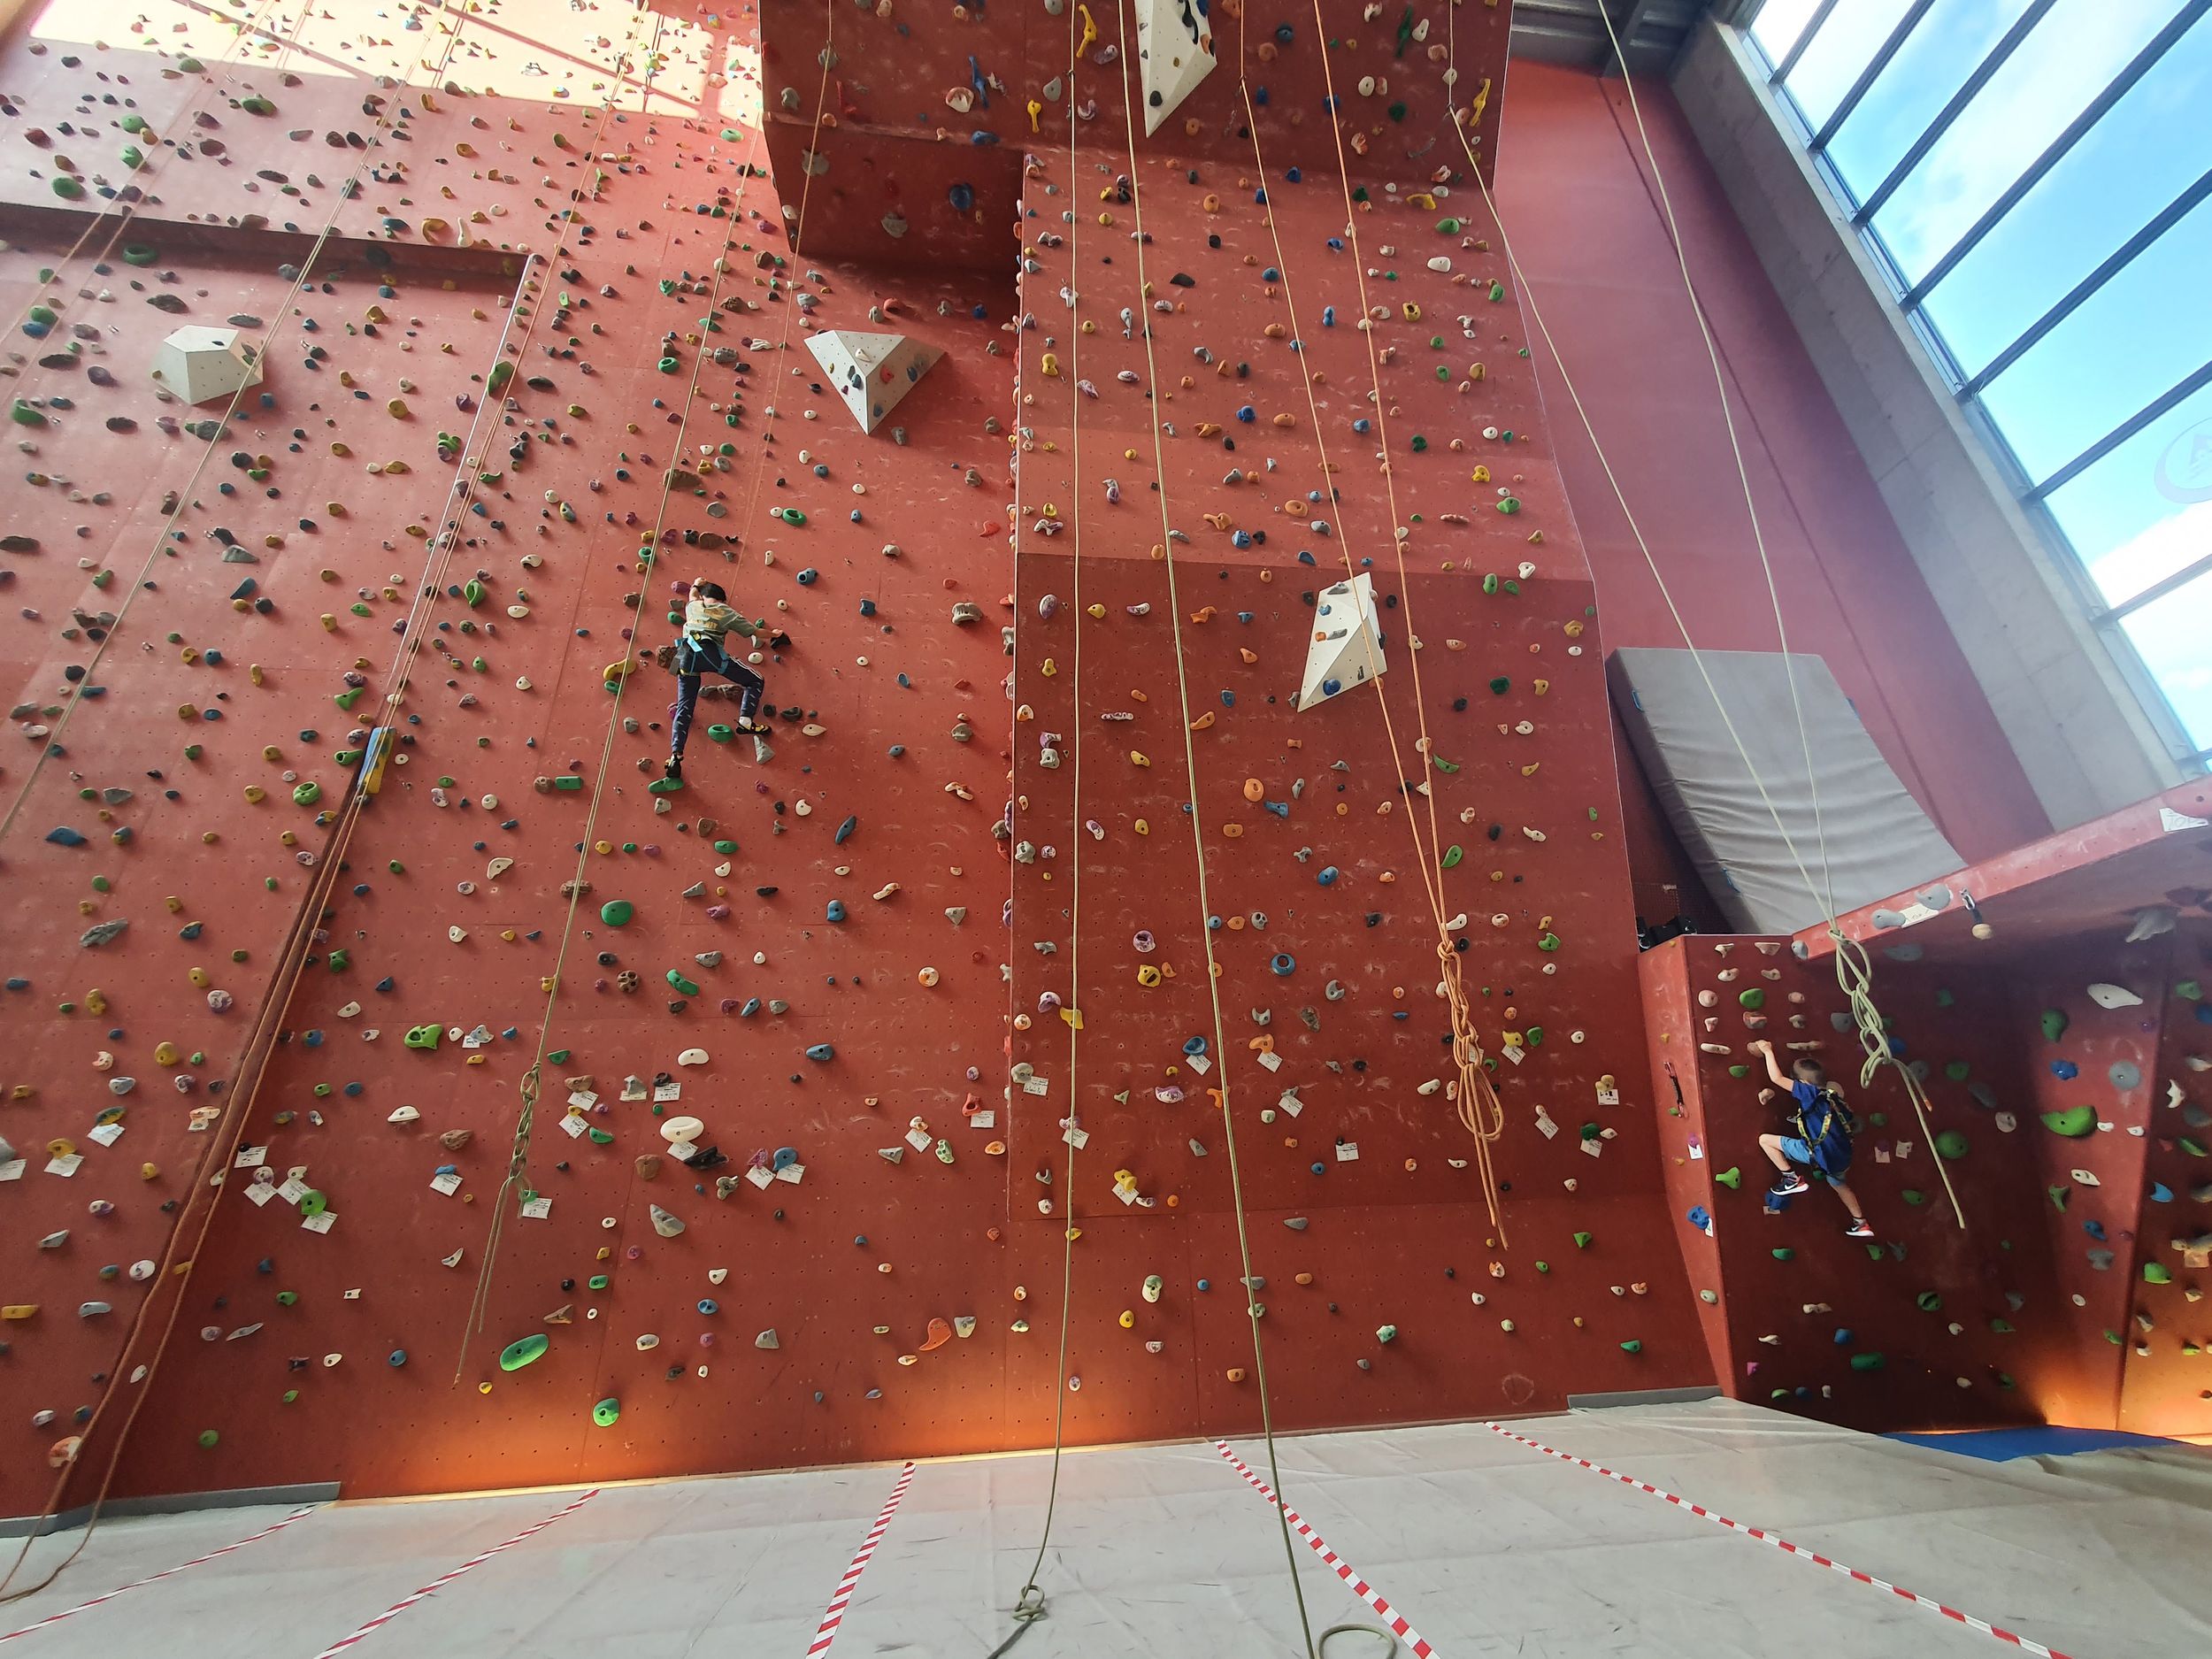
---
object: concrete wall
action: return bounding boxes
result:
[1666,18,2187,829]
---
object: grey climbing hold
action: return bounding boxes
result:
[80,919,129,948]
[649,1204,685,1238]
[946,906,968,925]
[1284,1217,1309,1231]
[755,1328,780,1349]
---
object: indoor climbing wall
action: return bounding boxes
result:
[1637,934,2093,1430]
[2129,920,2212,1434]
[1639,886,2212,1438]
[994,0,1711,1440]
[29,0,2103,1520]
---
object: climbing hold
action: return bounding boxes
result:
[2040,1105,2096,1137]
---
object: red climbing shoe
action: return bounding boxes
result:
[1844,1217,1874,1239]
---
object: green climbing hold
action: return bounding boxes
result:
[499,1334,549,1371]
[1618,1339,1642,1354]
[713,840,739,855]
[2039,1105,2096,1137]
[197,1428,219,1448]
[1943,1061,1970,1082]
[1901,1188,1925,1206]
[1934,1129,1969,1160]
[600,900,634,926]
[1440,844,1463,869]
[1738,988,1764,1010]
[1848,1353,1886,1372]
[592,1397,621,1426]
[463,579,486,608]
[1771,1248,1794,1262]
[2039,1008,2068,1041]
[2177,979,2202,1001]
[1535,933,1561,952]
[52,177,86,200]
[11,400,47,427]
[403,1024,442,1050]
[647,777,684,794]
[1916,1291,1942,1311]
[1487,676,1509,694]
[2142,1263,2173,1285]
[1714,1166,1741,1189]
[292,781,321,807]
[1726,1064,1749,1079]
[1571,1231,1593,1248]
[667,970,701,996]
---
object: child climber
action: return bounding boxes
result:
[1749,1040,1873,1239]
[664,579,771,780]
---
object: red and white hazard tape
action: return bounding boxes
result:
[1213,1441,1438,1658]
[805,1461,917,1656]
[1483,1423,2077,1659]
[0,1503,317,1647]
[307,1486,599,1659]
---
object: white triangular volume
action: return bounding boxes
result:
[149,326,265,406]
[1137,0,1216,136]
[1296,574,1385,712]
[803,329,942,434]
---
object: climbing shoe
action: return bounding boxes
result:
[733,718,770,736]
[1843,1217,1874,1239]
[663,756,683,780]
[1768,1172,1810,1197]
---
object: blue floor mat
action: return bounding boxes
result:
[1886,1425,2181,1462]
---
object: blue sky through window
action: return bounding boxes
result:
[1748,0,2212,757]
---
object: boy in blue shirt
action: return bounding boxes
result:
[1750,1040,1872,1238]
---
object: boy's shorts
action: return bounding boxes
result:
[1780,1137,1845,1187]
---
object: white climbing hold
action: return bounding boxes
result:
[1295,574,1385,712]
[2085,982,2142,1009]
[1135,0,1216,135]
[150,325,265,404]
[803,330,942,434]
[755,1328,780,1349]
[677,1048,710,1066]
[662,1116,704,1144]
[387,1104,421,1124]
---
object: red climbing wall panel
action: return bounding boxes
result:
[1638,936,2099,1431]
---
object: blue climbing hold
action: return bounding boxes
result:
[1317,865,1339,885]
[1183,1036,1209,1056]
[826,899,847,922]
[805,1044,834,1063]
[796,568,818,585]
[773,1147,800,1170]
[835,815,858,844]
[45,826,86,847]
[1271,953,1296,976]
[697,1299,719,1315]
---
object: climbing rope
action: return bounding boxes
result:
[1226,5,1509,1240]
[454,0,841,1377]
[0,726,382,1602]
[1108,4,1324,1654]
[0,0,492,854]
[1587,7,1956,1223]
[1425,6,1962,1228]
[0,0,300,346]
[0,7,626,1595]
[986,10,1095,1649]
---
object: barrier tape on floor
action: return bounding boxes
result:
[805,1462,917,1657]
[0,1504,318,1646]
[1482,1424,2076,1659]
[1213,1442,1438,1658]
[306,1487,599,1659]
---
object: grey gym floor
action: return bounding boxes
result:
[2,1399,2205,1657]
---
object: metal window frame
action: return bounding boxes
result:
[1809,0,1936,150]
[1851,0,2058,226]
[1961,164,2212,396]
[1735,3,2210,771]
[1898,0,2212,307]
